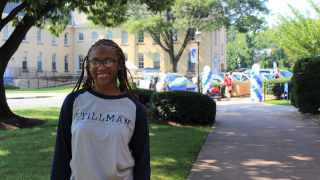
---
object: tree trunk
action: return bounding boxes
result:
[171,59,178,73]
[0,15,43,128]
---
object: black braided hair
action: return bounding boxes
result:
[73,39,137,99]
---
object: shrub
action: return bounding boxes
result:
[150,91,216,125]
[290,57,320,114]
[133,88,154,105]
[262,78,291,99]
[4,83,19,89]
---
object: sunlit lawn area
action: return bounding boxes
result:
[0,108,210,180]
[5,84,75,93]
[263,99,292,106]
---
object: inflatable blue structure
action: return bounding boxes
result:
[250,63,262,102]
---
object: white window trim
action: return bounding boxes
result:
[22,52,28,71]
[154,53,160,69]
[78,32,84,42]
[122,31,128,44]
[78,55,83,70]
[64,33,69,45]
[52,54,57,71]
[52,35,57,45]
[37,29,43,43]
[37,52,43,71]
[138,53,144,68]
[138,31,144,43]
[64,55,69,72]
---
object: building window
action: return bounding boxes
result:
[214,53,218,68]
[188,52,195,71]
[52,54,57,71]
[3,25,9,40]
[122,31,128,44]
[22,52,28,71]
[221,43,224,55]
[154,53,160,69]
[92,32,98,41]
[37,52,42,71]
[52,35,57,44]
[107,31,113,40]
[124,53,128,61]
[214,31,217,46]
[64,55,69,72]
[64,33,69,45]
[153,32,160,43]
[138,31,144,43]
[78,32,84,41]
[172,29,177,42]
[78,55,83,70]
[37,29,42,43]
[138,53,144,68]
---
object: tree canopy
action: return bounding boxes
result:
[88,0,269,72]
[275,0,320,59]
[226,28,291,71]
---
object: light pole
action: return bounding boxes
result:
[194,29,202,92]
[237,57,241,71]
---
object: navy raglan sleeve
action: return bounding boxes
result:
[129,102,151,180]
[50,93,75,180]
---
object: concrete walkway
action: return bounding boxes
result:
[188,98,320,180]
[6,93,67,109]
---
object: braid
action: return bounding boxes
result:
[73,39,137,99]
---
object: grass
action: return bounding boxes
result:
[5,84,75,94]
[0,108,210,180]
[263,99,292,106]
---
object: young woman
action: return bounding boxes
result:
[50,39,150,180]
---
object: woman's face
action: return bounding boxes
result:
[88,45,120,88]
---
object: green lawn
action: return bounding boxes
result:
[0,108,210,180]
[263,99,292,106]
[5,85,75,93]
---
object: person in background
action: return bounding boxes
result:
[273,68,282,78]
[50,39,150,180]
[229,71,234,81]
[224,73,232,100]
[159,69,170,92]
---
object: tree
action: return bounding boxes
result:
[0,0,159,128]
[89,0,269,72]
[227,27,292,71]
[275,0,320,59]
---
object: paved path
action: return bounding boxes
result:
[6,93,67,110]
[188,99,320,180]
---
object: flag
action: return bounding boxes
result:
[191,47,198,63]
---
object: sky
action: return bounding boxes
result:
[265,0,318,27]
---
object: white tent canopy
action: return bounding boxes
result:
[125,61,138,71]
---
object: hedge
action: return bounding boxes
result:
[290,57,320,114]
[4,83,19,89]
[262,78,291,99]
[133,88,154,106]
[150,91,216,125]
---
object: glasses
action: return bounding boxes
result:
[88,58,120,67]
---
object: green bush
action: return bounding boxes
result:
[290,57,320,114]
[150,91,216,125]
[262,78,291,99]
[4,83,19,89]
[133,88,155,105]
